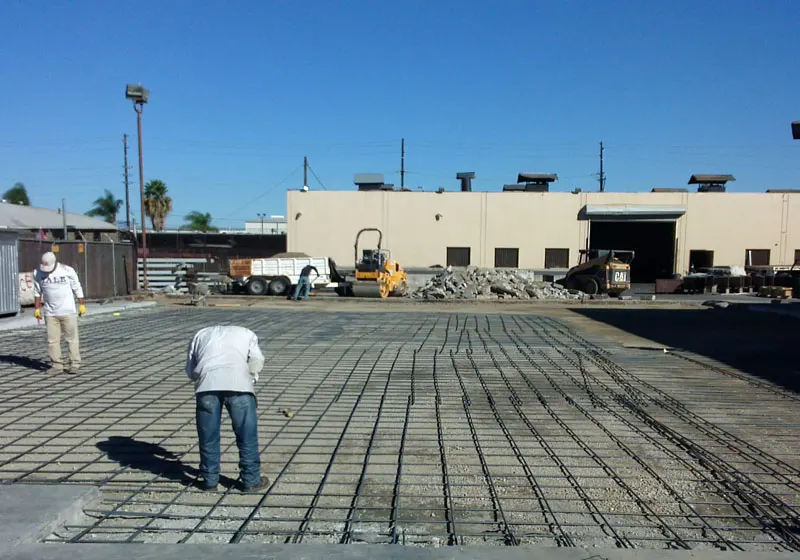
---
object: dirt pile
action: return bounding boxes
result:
[409,266,583,301]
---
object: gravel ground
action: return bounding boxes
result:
[0,306,797,551]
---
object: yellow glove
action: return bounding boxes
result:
[34,308,42,320]
[78,304,87,317]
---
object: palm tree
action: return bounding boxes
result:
[143,179,172,232]
[182,211,219,232]
[3,182,30,205]
[86,190,123,224]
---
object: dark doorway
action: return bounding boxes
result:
[745,249,770,267]
[590,221,676,282]
[689,250,714,271]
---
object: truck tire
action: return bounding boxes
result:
[247,278,267,296]
[269,277,291,296]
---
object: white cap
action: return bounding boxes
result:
[40,252,57,273]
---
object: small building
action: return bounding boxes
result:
[0,201,117,241]
[244,216,287,235]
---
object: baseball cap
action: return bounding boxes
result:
[40,252,57,273]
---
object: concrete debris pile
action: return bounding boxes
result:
[409,266,584,301]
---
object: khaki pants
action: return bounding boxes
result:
[45,314,81,371]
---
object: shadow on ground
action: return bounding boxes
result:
[96,436,237,489]
[570,305,800,394]
[0,355,49,371]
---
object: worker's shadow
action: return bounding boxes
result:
[96,436,237,489]
[0,355,49,372]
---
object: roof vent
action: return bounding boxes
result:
[456,172,475,192]
[504,173,557,192]
[688,174,735,193]
[354,173,393,191]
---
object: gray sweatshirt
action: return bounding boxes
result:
[185,326,265,394]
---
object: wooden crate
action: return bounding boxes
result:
[758,286,793,299]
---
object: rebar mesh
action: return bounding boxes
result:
[0,307,797,549]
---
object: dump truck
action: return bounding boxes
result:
[227,256,337,296]
[560,249,634,296]
[333,228,408,298]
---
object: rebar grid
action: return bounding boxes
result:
[0,307,797,549]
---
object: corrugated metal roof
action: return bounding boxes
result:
[688,174,735,184]
[584,204,687,217]
[0,202,117,231]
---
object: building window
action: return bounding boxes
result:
[494,248,519,268]
[745,249,770,267]
[795,249,800,265]
[446,247,471,267]
[689,250,714,271]
[544,248,569,269]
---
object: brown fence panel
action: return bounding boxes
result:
[19,239,136,299]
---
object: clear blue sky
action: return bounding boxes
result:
[1,0,798,229]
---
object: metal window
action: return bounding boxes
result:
[494,248,519,268]
[446,247,470,267]
[544,248,569,269]
[745,249,770,267]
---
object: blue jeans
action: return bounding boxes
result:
[196,391,261,488]
[292,275,311,300]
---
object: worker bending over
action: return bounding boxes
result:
[33,252,86,374]
[185,325,270,492]
[291,264,319,301]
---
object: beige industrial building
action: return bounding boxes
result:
[286,178,800,282]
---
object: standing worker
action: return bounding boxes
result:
[291,264,319,301]
[185,325,270,492]
[33,252,86,374]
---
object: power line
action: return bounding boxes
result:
[307,164,327,190]
[219,167,301,220]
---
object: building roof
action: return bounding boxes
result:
[518,173,558,183]
[0,202,117,231]
[688,174,735,185]
[246,216,287,224]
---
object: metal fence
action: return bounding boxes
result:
[18,239,137,300]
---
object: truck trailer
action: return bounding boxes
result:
[227,256,337,296]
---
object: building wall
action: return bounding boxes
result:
[287,190,800,272]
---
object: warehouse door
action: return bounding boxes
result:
[589,221,676,282]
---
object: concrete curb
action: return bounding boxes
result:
[0,301,158,332]
[0,484,99,553]
[5,543,798,559]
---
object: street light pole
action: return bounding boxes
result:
[126,84,150,291]
[792,121,800,140]
[257,212,266,235]
[134,102,148,290]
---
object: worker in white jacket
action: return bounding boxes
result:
[185,325,269,492]
[33,252,86,374]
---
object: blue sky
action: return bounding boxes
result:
[1,0,798,229]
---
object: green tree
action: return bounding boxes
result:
[143,179,172,232]
[182,211,219,232]
[86,190,123,224]
[3,182,30,205]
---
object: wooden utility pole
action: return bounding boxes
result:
[123,134,131,229]
[304,156,308,188]
[400,138,405,189]
[599,141,606,192]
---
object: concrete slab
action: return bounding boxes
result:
[5,544,799,560]
[0,301,157,331]
[0,484,98,553]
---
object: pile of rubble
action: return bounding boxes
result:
[409,266,584,301]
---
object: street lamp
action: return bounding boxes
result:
[126,84,150,290]
[257,213,266,235]
[792,121,800,140]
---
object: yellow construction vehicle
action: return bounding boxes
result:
[560,249,634,296]
[340,228,408,298]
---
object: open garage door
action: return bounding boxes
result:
[585,205,684,283]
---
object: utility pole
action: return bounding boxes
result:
[61,199,67,240]
[123,134,131,230]
[303,156,308,189]
[400,138,405,189]
[599,141,606,192]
